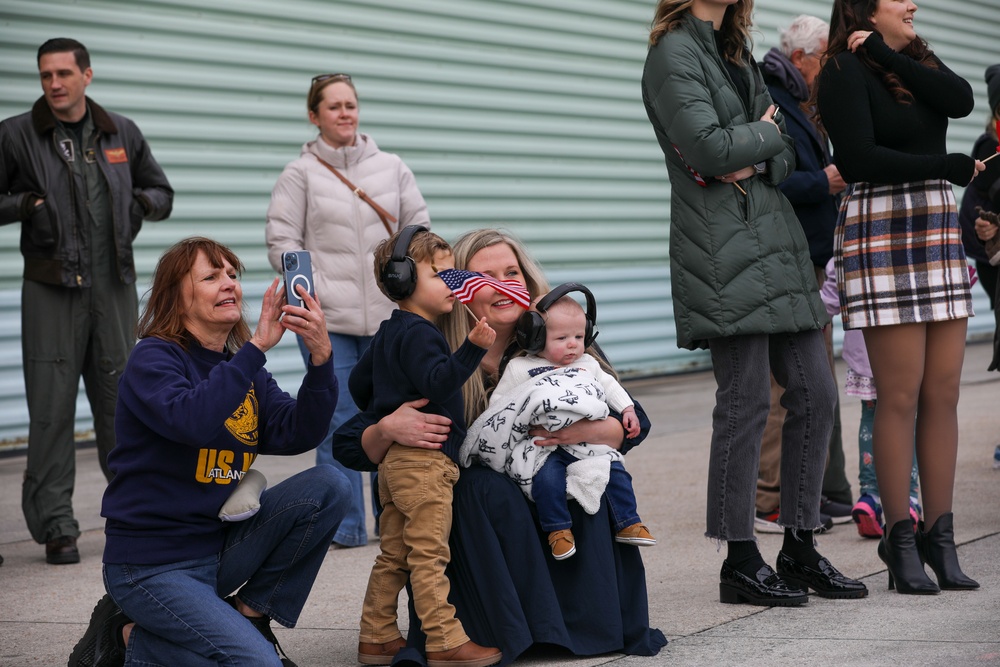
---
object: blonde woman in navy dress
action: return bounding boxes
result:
[817,0,985,595]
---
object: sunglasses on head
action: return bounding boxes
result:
[311,73,352,86]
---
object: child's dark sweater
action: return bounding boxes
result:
[349,309,486,463]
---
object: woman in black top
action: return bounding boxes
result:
[817,0,985,595]
[958,64,1000,310]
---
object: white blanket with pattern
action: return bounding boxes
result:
[460,366,622,514]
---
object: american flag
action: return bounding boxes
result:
[437,268,531,309]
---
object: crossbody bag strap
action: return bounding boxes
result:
[314,156,398,236]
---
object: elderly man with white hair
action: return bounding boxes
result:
[753,15,855,536]
[762,15,846,268]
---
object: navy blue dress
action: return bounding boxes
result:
[333,399,667,665]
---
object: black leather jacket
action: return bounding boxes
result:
[0,96,173,287]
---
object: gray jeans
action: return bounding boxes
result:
[706,331,835,541]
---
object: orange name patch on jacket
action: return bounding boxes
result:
[104,148,128,164]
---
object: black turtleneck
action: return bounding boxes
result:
[715,31,750,111]
[816,33,975,186]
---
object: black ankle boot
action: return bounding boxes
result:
[919,512,980,590]
[878,519,939,595]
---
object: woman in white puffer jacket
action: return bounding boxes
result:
[266,73,430,548]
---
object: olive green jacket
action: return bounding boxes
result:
[641,13,827,350]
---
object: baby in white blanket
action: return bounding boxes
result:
[477,296,656,560]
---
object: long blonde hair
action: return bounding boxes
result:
[442,229,550,423]
[648,0,755,65]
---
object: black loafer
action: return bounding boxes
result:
[776,551,868,599]
[720,560,808,606]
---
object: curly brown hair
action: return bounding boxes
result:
[825,0,936,104]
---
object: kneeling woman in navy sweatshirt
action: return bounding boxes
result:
[70,237,350,667]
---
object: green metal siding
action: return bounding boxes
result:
[0,0,996,444]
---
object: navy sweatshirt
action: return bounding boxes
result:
[102,337,336,565]
[348,309,486,463]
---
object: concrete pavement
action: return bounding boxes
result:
[1,342,999,666]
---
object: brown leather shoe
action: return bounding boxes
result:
[358,637,407,665]
[426,640,501,667]
[548,529,576,560]
[46,535,80,564]
[615,523,657,546]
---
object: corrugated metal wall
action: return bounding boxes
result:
[0,0,997,445]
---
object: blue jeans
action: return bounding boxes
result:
[104,466,350,666]
[533,447,641,533]
[707,331,835,540]
[298,332,375,546]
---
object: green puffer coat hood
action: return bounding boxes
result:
[641,13,827,350]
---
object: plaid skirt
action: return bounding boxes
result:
[834,179,973,330]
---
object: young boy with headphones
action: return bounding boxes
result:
[352,225,502,667]
[492,286,656,560]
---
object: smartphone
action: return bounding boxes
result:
[771,105,781,120]
[281,250,315,307]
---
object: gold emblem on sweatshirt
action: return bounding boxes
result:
[225,385,259,446]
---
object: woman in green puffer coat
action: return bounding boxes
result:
[641,0,866,607]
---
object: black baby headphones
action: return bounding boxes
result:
[380,224,428,301]
[514,282,598,355]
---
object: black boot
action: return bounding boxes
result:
[919,512,980,590]
[877,519,939,595]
